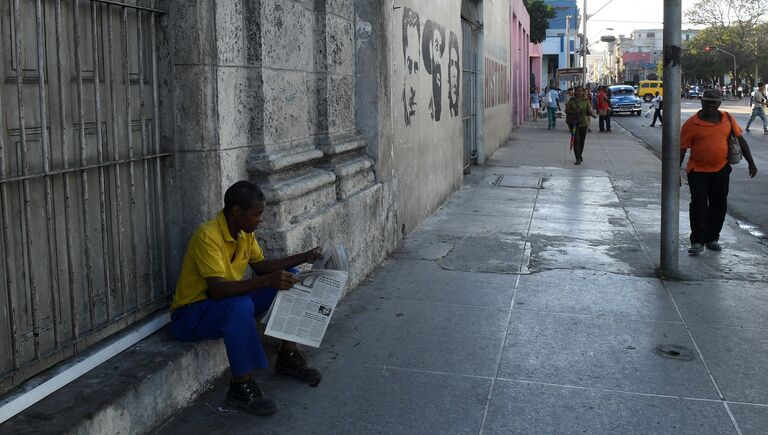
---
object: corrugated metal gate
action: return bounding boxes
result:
[461,19,478,170]
[0,0,169,395]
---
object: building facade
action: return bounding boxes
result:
[0,0,514,396]
[540,0,580,89]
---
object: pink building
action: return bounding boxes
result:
[510,0,532,128]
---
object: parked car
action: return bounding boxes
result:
[609,85,642,116]
[688,86,702,99]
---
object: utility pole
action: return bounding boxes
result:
[565,16,571,68]
[659,0,681,277]
[582,0,588,84]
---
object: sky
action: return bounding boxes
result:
[583,0,701,52]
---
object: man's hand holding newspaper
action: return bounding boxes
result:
[264,244,348,347]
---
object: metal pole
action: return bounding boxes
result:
[565,16,571,69]
[659,0,682,276]
[582,0,588,83]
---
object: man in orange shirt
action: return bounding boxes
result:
[680,89,758,256]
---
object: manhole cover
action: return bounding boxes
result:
[496,175,542,189]
[654,345,694,361]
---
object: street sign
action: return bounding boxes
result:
[557,67,585,75]
[557,67,584,83]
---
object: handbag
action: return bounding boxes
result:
[566,102,585,125]
[724,112,742,164]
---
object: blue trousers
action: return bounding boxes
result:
[746,106,767,130]
[169,287,279,377]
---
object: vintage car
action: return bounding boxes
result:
[609,85,642,116]
[688,86,703,99]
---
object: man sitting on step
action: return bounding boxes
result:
[169,180,323,416]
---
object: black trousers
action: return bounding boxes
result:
[651,109,663,126]
[573,126,588,160]
[687,164,731,244]
[599,114,611,131]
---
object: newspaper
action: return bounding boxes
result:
[264,269,348,348]
[312,243,349,272]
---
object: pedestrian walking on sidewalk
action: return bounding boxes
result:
[168,181,325,416]
[530,87,541,122]
[597,86,612,132]
[745,82,768,133]
[546,86,561,130]
[565,85,597,165]
[680,89,758,256]
[649,92,663,127]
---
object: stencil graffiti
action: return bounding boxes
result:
[448,32,460,117]
[400,8,459,126]
[402,7,420,126]
[422,20,445,121]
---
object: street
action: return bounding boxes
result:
[612,97,768,237]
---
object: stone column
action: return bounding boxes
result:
[170,0,225,241]
[313,0,375,201]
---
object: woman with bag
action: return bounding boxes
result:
[565,86,597,165]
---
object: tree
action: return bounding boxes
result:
[686,0,768,83]
[524,0,557,44]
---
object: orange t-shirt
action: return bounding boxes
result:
[680,111,741,172]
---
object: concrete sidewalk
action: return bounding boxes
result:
[157,121,768,434]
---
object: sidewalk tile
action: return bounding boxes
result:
[728,403,768,435]
[328,298,508,377]
[394,231,464,261]
[483,380,733,435]
[527,235,656,276]
[690,325,768,404]
[514,270,680,322]
[541,176,615,192]
[668,281,768,329]
[498,310,718,399]
[437,234,527,274]
[424,212,531,236]
[353,259,516,308]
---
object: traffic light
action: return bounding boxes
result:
[704,45,717,52]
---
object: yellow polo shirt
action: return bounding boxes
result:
[170,211,265,311]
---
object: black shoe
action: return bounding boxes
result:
[705,241,722,251]
[275,350,322,385]
[688,243,704,256]
[226,380,278,416]
[575,159,582,165]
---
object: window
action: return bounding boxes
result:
[650,83,658,88]
[647,32,655,38]
[641,83,650,88]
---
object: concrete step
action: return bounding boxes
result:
[0,325,228,435]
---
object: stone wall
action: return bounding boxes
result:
[170,0,397,293]
[356,0,512,233]
[482,0,512,160]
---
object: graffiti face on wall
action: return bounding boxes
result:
[448,32,460,117]
[402,8,421,126]
[399,8,458,126]
[422,20,445,121]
